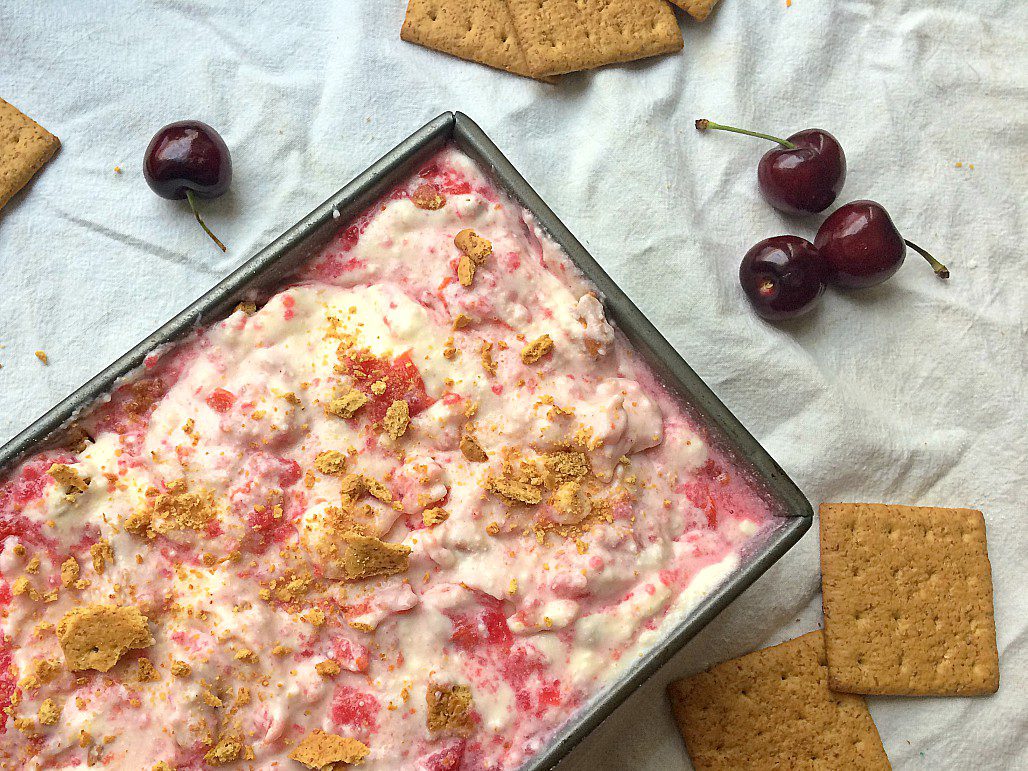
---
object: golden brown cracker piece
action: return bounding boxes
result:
[340,534,411,581]
[820,502,999,696]
[401,0,547,80]
[521,334,554,364]
[427,682,475,736]
[0,98,60,210]
[504,0,683,77]
[57,604,154,672]
[455,228,492,264]
[289,729,370,768]
[383,399,410,439]
[666,0,721,22]
[667,631,890,770]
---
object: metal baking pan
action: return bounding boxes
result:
[0,112,811,770]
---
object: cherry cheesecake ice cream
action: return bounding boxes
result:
[0,147,771,769]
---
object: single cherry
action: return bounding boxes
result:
[739,236,826,321]
[144,120,231,251]
[814,200,949,289]
[696,119,846,216]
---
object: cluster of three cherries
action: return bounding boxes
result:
[697,119,949,321]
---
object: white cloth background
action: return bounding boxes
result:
[1,1,1025,768]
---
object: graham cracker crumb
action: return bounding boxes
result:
[47,463,89,495]
[453,313,472,330]
[35,350,49,365]
[457,253,477,287]
[170,660,191,677]
[90,539,113,575]
[340,534,411,581]
[488,476,543,505]
[460,432,488,463]
[315,659,342,677]
[480,341,497,375]
[289,729,370,768]
[455,228,492,264]
[314,450,348,476]
[383,399,410,439]
[153,484,217,532]
[204,735,242,765]
[423,508,449,527]
[60,557,80,587]
[38,698,61,726]
[56,604,154,672]
[426,682,475,736]
[301,607,326,626]
[521,334,554,364]
[327,389,369,419]
[136,657,160,682]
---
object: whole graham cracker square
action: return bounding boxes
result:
[504,0,683,77]
[0,98,60,211]
[820,503,999,696]
[401,0,546,80]
[666,0,721,22]
[667,631,891,770]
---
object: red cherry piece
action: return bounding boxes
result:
[696,120,846,215]
[739,236,826,320]
[144,120,231,251]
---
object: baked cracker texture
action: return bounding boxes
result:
[820,502,999,696]
[666,0,721,22]
[0,97,60,211]
[401,0,544,79]
[504,0,683,77]
[667,631,891,770]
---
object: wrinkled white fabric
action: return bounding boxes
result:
[0,1,1024,769]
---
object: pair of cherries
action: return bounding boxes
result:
[696,120,948,321]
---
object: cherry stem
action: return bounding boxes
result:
[695,119,796,150]
[904,239,949,279]
[185,189,227,252]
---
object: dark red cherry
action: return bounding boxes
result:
[696,119,846,215]
[144,121,231,251]
[814,200,949,288]
[739,236,826,321]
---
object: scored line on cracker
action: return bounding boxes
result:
[503,0,683,77]
[401,0,551,80]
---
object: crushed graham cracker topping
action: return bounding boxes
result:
[151,482,218,533]
[314,450,348,475]
[454,228,492,264]
[423,507,449,526]
[488,476,543,506]
[47,463,90,497]
[426,682,475,736]
[339,534,411,581]
[327,388,369,419]
[460,432,489,463]
[383,399,410,439]
[521,334,554,364]
[56,604,154,672]
[289,729,370,768]
[457,253,477,287]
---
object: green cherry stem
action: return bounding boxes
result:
[905,239,949,279]
[695,119,797,150]
[185,189,227,252]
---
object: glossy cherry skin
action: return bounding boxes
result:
[757,129,846,216]
[739,236,826,321]
[814,200,906,288]
[143,121,231,200]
